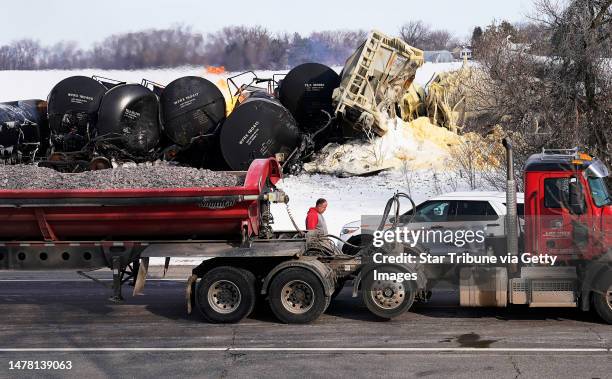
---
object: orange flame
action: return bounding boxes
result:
[216,79,237,115]
[206,66,226,74]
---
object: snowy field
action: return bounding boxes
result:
[0,62,468,264]
[0,62,463,102]
[169,168,472,265]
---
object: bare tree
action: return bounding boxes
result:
[306,30,367,66]
[424,30,458,50]
[0,39,42,70]
[363,123,385,167]
[533,0,612,164]
[399,21,431,47]
[42,41,89,69]
[91,26,207,69]
[449,138,480,190]
[399,21,459,50]
[0,26,367,71]
[463,0,611,171]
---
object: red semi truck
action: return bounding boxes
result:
[0,140,610,324]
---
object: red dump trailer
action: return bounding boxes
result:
[0,158,282,241]
[0,158,375,324]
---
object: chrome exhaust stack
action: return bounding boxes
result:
[502,139,519,267]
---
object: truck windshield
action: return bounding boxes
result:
[587,177,611,207]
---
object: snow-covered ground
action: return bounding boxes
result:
[0,67,275,103]
[271,168,469,237]
[0,62,464,102]
[413,62,464,87]
[166,169,469,265]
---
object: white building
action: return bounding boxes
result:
[459,46,473,60]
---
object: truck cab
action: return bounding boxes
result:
[454,147,611,323]
[350,143,612,324]
[524,149,611,262]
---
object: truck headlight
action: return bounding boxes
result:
[341,227,359,235]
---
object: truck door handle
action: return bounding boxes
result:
[486,223,500,227]
[430,225,443,229]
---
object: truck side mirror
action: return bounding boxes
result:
[568,177,586,215]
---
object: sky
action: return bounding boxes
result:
[1,0,536,46]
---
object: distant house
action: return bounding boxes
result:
[423,50,456,63]
[459,46,473,60]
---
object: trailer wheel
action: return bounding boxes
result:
[268,268,328,324]
[593,274,612,324]
[361,267,415,320]
[195,267,256,323]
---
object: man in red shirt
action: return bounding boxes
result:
[305,198,328,234]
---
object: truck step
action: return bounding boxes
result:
[511,278,577,307]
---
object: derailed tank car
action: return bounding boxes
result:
[0,99,48,163]
[160,76,226,146]
[159,76,226,167]
[277,63,340,135]
[47,76,107,153]
[219,93,300,171]
[96,83,161,161]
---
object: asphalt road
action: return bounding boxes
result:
[0,269,610,378]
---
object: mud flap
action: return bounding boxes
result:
[132,257,149,296]
[186,274,198,314]
[163,257,170,277]
[352,270,363,298]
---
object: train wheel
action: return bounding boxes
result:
[89,157,112,170]
[593,274,612,324]
[195,266,256,323]
[48,152,67,162]
[361,267,415,320]
[268,268,327,324]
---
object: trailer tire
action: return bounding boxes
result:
[593,274,612,325]
[268,268,328,324]
[361,266,415,320]
[195,266,256,323]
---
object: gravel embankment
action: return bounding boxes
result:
[0,164,241,190]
